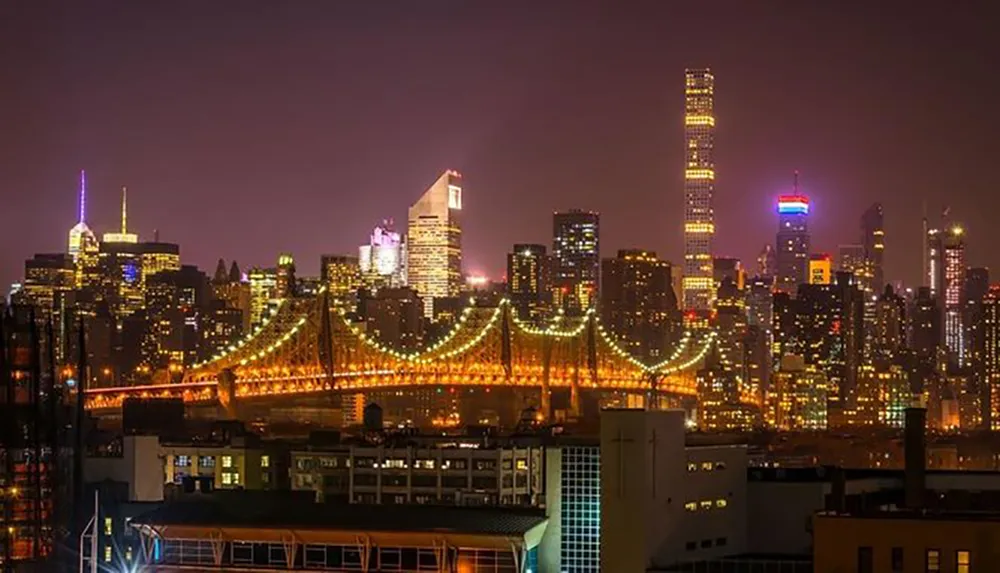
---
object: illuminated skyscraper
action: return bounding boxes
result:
[276,253,297,298]
[861,203,885,293]
[552,210,599,313]
[248,267,278,328]
[321,254,362,300]
[359,221,404,289]
[67,170,98,260]
[140,241,181,282]
[934,227,967,366]
[406,170,463,317]
[506,244,552,323]
[102,186,139,244]
[984,286,1000,429]
[809,253,832,285]
[600,249,676,360]
[682,68,716,311]
[774,176,810,295]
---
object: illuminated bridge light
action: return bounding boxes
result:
[84,294,738,411]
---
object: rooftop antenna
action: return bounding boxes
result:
[120,186,128,233]
[793,170,800,193]
[921,201,928,288]
[78,170,87,224]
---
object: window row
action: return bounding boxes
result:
[687,461,727,472]
[684,498,729,512]
[857,546,970,573]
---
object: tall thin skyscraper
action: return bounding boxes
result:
[984,286,1000,429]
[938,226,966,366]
[775,174,810,296]
[67,170,97,260]
[682,68,716,311]
[860,203,884,294]
[406,170,463,317]
[552,210,599,313]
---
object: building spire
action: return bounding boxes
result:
[120,186,128,233]
[793,170,800,193]
[78,170,87,224]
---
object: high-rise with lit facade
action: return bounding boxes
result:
[358,221,404,289]
[506,244,552,324]
[320,254,362,300]
[552,209,599,313]
[67,170,98,261]
[248,266,278,328]
[809,253,832,285]
[600,249,676,360]
[775,179,810,295]
[929,227,967,366]
[406,170,463,317]
[682,68,716,311]
[984,286,1000,429]
[861,203,885,294]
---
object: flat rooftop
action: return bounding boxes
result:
[131,497,547,537]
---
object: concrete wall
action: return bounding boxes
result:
[600,409,686,573]
[681,445,748,561]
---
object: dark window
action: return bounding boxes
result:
[891,547,903,572]
[858,546,873,573]
[716,538,727,547]
[685,542,697,551]
[700,539,712,549]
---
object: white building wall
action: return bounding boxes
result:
[600,409,687,573]
[681,445,748,561]
[83,435,164,502]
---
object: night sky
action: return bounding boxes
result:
[3,1,999,292]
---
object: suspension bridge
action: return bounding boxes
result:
[85,291,720,419]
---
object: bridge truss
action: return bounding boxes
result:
[86,292,718,415]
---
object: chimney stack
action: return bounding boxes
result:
[904,405,927,509]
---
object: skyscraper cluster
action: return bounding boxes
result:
[5,68,999,438]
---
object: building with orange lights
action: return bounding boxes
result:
[682,68,717,312]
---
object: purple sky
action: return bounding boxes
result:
[3,1,999,291]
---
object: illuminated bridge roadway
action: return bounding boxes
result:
[85,293,723,418]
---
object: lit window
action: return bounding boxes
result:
[103,517,112,535]
[232,473,240,484]
[516,459,528,471]
[221,473,233,485]
[174,455,190,467]
[104,546,112,562]
[715,498,728,508]
[222,456,233,468]
[701,461,713,471]
[684,502,697,512]
[700,500,712,510]
[956,550,970,573]
[687,462,698,472]
[926,549,940,572]
[260,455,270,468]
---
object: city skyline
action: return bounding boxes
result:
[3,2,1000,291]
